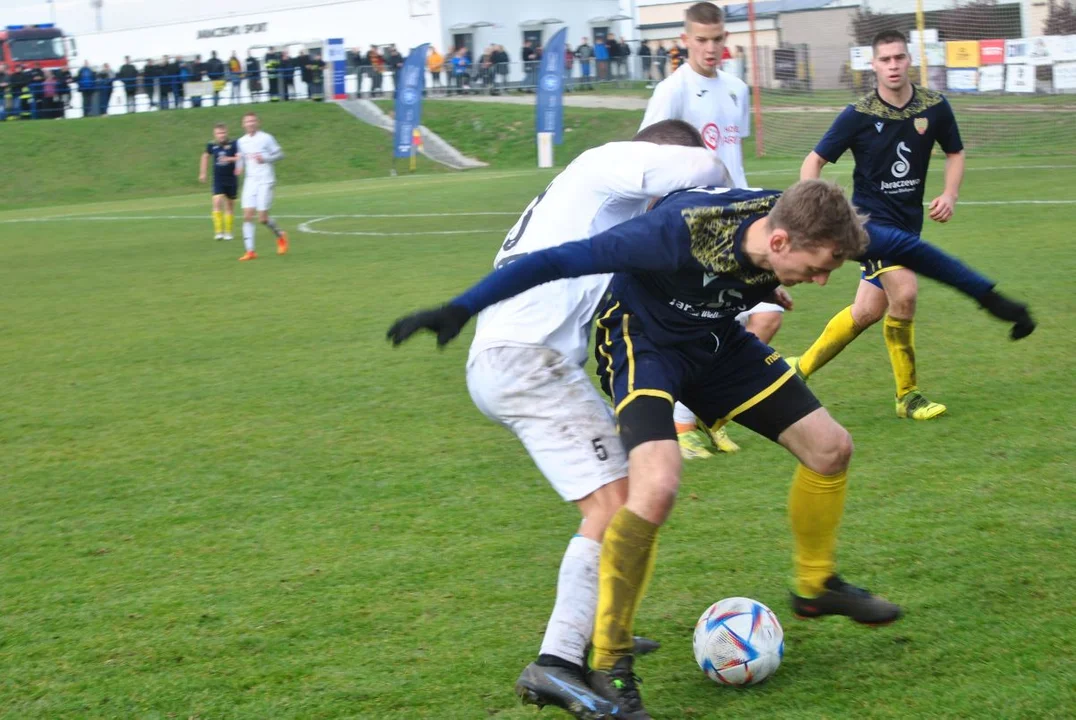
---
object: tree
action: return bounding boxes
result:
[1044,0,1076,35]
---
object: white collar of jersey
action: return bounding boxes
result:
[683,63,723,84]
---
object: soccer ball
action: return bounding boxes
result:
[693,597,784,686]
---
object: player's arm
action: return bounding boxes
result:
[636,145,733,197]
[861,232,1034,339]
[387,208,692,346]
[199,151,209,183]
[800,151,828,180]
[263,134,284,163]
[802,106,856,180]
[234,149,244,177]
[928,100,966,223]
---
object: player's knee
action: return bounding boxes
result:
[853,296,887,327]
[625,439,681,524]
[747,312,783,344]
[887,291,917,318]
[809,422,854,475]
[579,480,629,540]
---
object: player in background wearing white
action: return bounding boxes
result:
[639,1,788,459]
[235,112,289,261]
[465,120,731,719]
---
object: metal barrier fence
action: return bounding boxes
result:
[0,56,685,120]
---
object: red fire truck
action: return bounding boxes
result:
[0,24,70,70]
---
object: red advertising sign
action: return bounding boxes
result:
[980,39,1005,65]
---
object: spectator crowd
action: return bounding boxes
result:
[0,36,745,120]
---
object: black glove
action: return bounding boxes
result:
[386,304,471,347]
[979,289,1036,340]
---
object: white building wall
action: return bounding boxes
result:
[54,0,441,70]
[437,0,630,81]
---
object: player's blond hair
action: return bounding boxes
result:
[768,180,869,260]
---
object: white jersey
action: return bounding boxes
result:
[236,131,284,184]
[468,141,731,367]
[640,65,751,189]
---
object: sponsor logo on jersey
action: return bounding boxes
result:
[890,141,911,178]
[701,122,720,149]
[697,89,708,97]
[914,117,929,135]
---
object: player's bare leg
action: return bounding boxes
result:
[240,206,258,260]
[259,209,289,255]
[879,269,945,419]
[211,194,225,240]
[745,310,783,344]
[777,407,902,624]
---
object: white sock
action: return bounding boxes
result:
[243,222,255,252]
[538,535,601,667]
[673,401,696,426]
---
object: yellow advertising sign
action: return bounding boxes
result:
[946,41,980,68]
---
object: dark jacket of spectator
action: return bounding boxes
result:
[118,59,138,93]
[206,54,225,81]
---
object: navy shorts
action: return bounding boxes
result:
[594,297,818,449]
[861,222,914,288]
[213,177,238,199]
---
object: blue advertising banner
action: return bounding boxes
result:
[536,28,567,145]
[327,38,346,100]
[394,44,429,159]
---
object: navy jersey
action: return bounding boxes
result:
[455,188,782,346]
[815,86,963,234]
[449,185,997,345]
[206,140,238,180]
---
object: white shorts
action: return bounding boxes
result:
[466,345,628,502]
[242,181,274,211]
[736,301,785,324]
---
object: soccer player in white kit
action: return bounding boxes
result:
[639,1,788,458]
[235,112,289,261]
[464,120,731,718]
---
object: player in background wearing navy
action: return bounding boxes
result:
[791,30,1034,419]
[389,176,1034,717]
[198,123,238,241]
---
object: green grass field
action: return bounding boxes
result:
[2,104,1075,719]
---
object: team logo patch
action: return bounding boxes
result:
[701,122,720,150]
[875,121,884,133]
[914,117,929,134]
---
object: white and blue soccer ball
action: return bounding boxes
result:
[693,597,784,686]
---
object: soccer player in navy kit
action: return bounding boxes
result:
[199,123,238,241]
[792,30,1033,419]
[388,174,1033,717]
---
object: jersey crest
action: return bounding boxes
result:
[680,195,779,286]
[914,117,929,134]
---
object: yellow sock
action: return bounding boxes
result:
[798,306,864,378]
[591,507,660,671]
[788,464,847,598]
[224,213,234,234]
[212,211,223,235]
[883,315,917,398]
